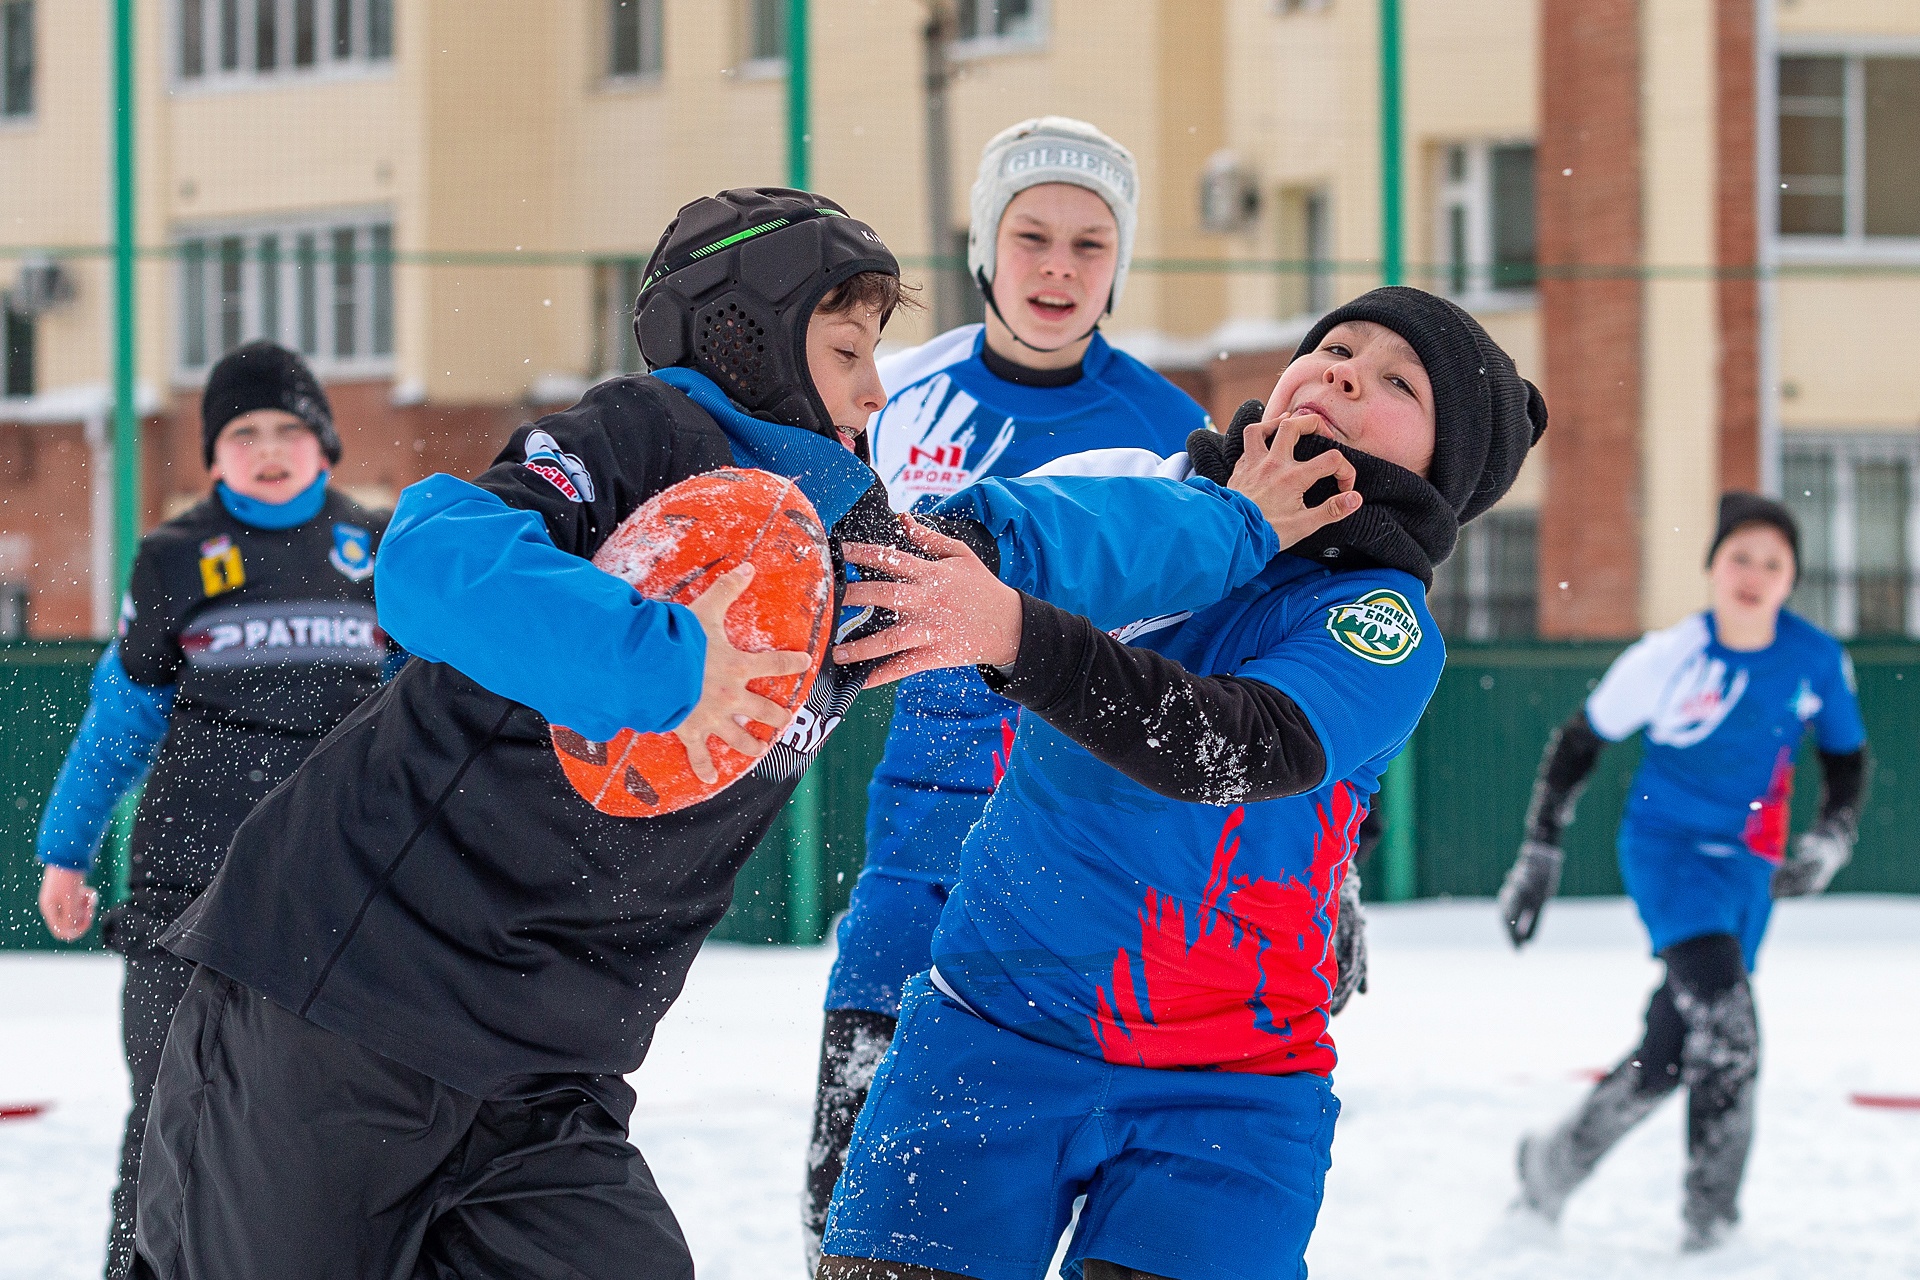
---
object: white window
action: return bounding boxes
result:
[607,0,662,79]
[1784,437,1919,638]
[1274,185,1332,319]
[592,258,646,379]
[177,216,394,375]
[1436,141,1536,301]
[740,0,785,71]
[953,0,1043,52]
[1,0,32,119]
[176,0,391,85]
[1777,52,1920,242]
[1429,509,1539,641]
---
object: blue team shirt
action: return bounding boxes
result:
[1586,610,1866,861]
[929,555,1445,1076]
[864,326,1211,881]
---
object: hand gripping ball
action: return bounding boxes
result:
[551,468,833,816]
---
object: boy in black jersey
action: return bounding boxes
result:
[34,340,391,1280]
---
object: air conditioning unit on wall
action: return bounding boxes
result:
[1200,152,1261,234]
[3,258,76,318]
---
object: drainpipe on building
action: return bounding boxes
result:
[783,0,824,945]
[85,408,115,637]
[112,0,140,596]
[1376,0,1418,904]
[923,1,962,332]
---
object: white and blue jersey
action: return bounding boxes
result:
[863,326,1210,882]
[1587,610,1865,967]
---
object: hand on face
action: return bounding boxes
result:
[1229,406,1363,549]
[804,305,888,453]
[210,409,327,503]
[984,183,1119,368]
[1269,321,1436,479]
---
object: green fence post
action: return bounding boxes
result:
[786,767,823,944]
[1381,745,1417,901]
[786,0,809,190]
[1378,0,1403,288]
[113,0,140,591]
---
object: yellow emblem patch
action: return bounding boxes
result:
[198,536,245,597]
[1324,588,1423,665]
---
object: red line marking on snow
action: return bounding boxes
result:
[1849,1093,1920,1111]
[1574,1068,1609,1083]
[0,1102,51,1121]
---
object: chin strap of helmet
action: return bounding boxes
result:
[975,267,1106,356]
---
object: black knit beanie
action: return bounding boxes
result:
[201,341,339,467]
[1708,491,1799,574]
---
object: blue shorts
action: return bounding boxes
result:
[1618,821,1774,972]
[824,869,951,1016]
[822,974,1339,1280]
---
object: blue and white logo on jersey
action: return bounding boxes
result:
[1646,653,1748,748]
[872,373,1017,511]
[329,523,374,582]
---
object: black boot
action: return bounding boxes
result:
[803,1009,898,1275]
[1676,979,1759,1252]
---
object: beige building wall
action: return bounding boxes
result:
[1639,0,1721,628]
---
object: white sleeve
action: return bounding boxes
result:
[1025,448,1194,481]
[1583,618,1705,742]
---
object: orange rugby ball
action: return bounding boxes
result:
[551,468,833,816]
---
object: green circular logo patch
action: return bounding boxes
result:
[1325,589,1424,665]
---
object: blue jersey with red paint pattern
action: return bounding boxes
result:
[1586,610,1865,860]
[862,326,1209,882]
[930,554,1445,1076]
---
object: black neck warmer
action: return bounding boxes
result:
[980,339,1083,388]
[1186,400,1457,587]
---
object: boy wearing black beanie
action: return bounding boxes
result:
[816,287,1546,1280]
[34,339,390,1279]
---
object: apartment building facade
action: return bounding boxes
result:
[1,0,1914,646]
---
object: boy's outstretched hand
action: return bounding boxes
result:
[833,519,1023,687]
[672,563,814,785]
[1230,405,1363,548]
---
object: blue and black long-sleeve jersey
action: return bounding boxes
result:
[164,371,1278,1099]
[35,475,391,942]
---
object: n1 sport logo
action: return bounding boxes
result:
[1325,589,1423,665]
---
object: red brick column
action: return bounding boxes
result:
[1715,0,1761,492]
[1538,0,1645,639]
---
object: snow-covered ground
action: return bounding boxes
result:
[3,897,1917,1280]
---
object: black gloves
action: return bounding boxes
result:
[1329,870,1368,1016]
[1771,815,1854,898]
[1498,840,1563,948]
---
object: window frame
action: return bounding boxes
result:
[175,211,397,380]
[1774,38,1920,264]
[591,257,647,381]
[1,0,34,122]
[604,0,664,83]
[949,0,1047,60]
[172,0,394,92]
[1782,432,1920,639]
[1433,137,1538,307]
[1428,506,1540,642]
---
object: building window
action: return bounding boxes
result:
[742,0,785,68]
[1,0,32,119]
[176,0,392,85]
[1273,0,1331,12]
[593,259,646,379]
[1437,141,1536,299]
[954,0,1043,50]
[178,216,395,373]
[0,581,26,639]
[1429,509,1539,641]
[1275,185,1332,318]
[1784,439,1918,638]
[3,305,31,397]
[608,0,662,78]
[1778,53,1920,240]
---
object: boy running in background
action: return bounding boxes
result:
[34,341,391,1280]
[806,117,1210,1264]
[817,287,1548,1280]
[1499,492,1869,1252]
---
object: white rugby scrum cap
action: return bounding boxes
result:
[967,116,1140,313]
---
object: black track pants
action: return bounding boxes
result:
[803,1009,899,1274]
[103,943,197,1280]
[131,968,693,1280]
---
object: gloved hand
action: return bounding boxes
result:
[1497,840,1563,948]
[1329,869,1368,1016]
[1771,819,1853,898]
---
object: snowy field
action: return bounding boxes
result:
[3,896,1917,1280]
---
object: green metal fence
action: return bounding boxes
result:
[3,641,1913,951]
